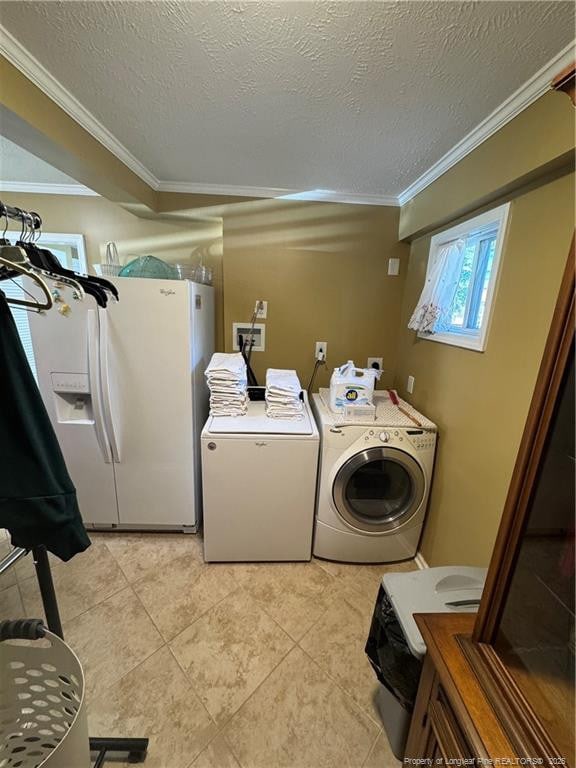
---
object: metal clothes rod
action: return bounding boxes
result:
[0,546,28,576]
[0,200,42,230]
[0,545,63,637]
[32,545,64,638]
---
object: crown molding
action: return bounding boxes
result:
[0,24,158,189]
[0,180,99,196]
[158,180,288,197]
[158,181,400,206]
[398,40,576,206]
[275,188,399,206]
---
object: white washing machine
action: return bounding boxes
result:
[201,393,319,562]
[312,389,437,563]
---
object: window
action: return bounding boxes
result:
[4,233,87,380]
[416,203,510,352]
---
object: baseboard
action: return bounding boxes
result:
[414,552,429,569]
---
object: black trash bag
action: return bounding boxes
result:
[365,585,423,712]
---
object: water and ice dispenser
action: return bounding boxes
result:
[51,372,94,424]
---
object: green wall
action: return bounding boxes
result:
[394,172,574,566]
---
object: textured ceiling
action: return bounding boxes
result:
[0,136,80,184]
[0,1,573,197]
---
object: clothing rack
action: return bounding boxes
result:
[0,199,148,766]
[0,201,42,230]
[1,198,119,309]
[0,545,63,637]
[0,547,148,764]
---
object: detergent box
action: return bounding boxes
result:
[329,361,380,412]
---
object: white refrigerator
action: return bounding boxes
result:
[28,277,214,531]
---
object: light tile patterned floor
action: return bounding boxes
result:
[0,531,417,768]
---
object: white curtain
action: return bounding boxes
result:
[408,238,466,334]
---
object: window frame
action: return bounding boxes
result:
[35,232,88,273]
[418,203,510,352]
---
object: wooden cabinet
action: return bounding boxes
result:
[426,689,473,760]
[405,615,515,762]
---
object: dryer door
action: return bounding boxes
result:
[332,446,425,533]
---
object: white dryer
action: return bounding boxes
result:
[312,390,437,563]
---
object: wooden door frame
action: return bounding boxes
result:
[473,239,574,642]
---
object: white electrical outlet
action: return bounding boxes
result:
[255,300,267,319]
[367,357,383,371]
[407,375,415,394]
[315,341,327,361]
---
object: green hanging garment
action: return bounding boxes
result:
[0,292,91,561]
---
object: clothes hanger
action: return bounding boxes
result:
[0,204,114,309]
[15,215,87,304]
[72,269,119,301]
[0,211,84,312]
[0,254,53,311]
[28,219,86,302]
[23,215,114,307]
[47,256,119,301]
[23,212,118,303]
[0,207,29,270]
[36,245,112,307]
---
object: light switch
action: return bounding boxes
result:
[407,375,415,394]
[388,258,400,276]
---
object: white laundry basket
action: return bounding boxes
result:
[0,620,90,768]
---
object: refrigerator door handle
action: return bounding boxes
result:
[87,310,112,464]
[99,308,122,462]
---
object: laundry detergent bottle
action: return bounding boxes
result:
[329,360,380,412]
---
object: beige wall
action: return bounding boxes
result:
[1,192,409,372]
[223,200,409,389]
[399,90,575,241]
[1,191,225,347]
[394,172,574,567]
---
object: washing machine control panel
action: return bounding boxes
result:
[360,428,436,450]
[406,430,437,450]
[361,429,409,446]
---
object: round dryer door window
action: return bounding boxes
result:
[332,447,425,533]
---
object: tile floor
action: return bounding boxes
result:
[0,529,417,768]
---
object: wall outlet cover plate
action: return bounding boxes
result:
[233,322,266,352]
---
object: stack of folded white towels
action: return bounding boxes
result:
[265,368,303,419]
[205,352,248,417]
